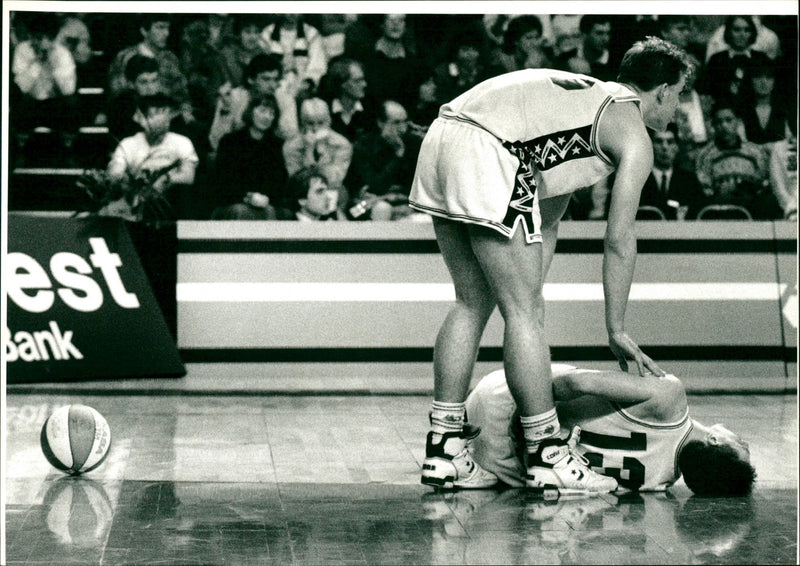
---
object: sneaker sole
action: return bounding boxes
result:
[525,480,615,496]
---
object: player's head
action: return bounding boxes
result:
[618,37,694,131]
[678,424,756,496]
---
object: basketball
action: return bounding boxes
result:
[40,405,112,474]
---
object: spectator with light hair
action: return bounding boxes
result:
[283,97,353,209]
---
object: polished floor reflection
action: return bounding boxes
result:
[4,393,798,565]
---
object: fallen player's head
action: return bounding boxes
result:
[678,424,756,496]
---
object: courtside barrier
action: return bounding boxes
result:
[177,221,797,392]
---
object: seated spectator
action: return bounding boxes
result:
[101,93,198,222]
[500,15,554,72]
[11,12,78,135]
[769,121,798,220]
[207,81,237,157]
[55,14,100,88]
[344,100,422,221]
[261,14,327,97]
[360,14,429,112]
[695,100,780,219]
[559,15,615,81]
[219,15,267,87]
[108,15,189,112]
[696,16,771,111]
[105,54,161,140]
[179,18,229,123]
[283,97,352,207]
[739,62,791,147]
[211,94,289,219]
[319,57,374,143]
[284,167,346,221]
[658,15,706,69]
[640,124,704,220]
[705,15,781,62]
[229,53,299,140]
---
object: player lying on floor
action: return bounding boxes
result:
[460,364,756,496]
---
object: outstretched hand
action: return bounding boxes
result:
[609,331,665,377]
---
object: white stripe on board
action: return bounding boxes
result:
[177,282,786,302]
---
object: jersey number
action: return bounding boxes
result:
[580,431,646,490]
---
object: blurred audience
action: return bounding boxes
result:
[8,10,798,224]
[344,100,422,220]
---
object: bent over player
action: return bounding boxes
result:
[465,365,756,496]
[410,37,693,493]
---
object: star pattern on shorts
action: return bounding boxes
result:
[527,125,594,171]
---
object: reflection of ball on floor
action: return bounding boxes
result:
[40,405,111,474]
[44,477,113,547]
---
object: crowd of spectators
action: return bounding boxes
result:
[9,11,798,222]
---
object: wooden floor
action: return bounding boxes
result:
[3,377,798,565]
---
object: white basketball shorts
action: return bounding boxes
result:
[409,117,543,244]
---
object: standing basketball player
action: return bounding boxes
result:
[410,38,693,492]
[465,364,757,496]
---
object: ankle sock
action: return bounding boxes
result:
[520,408,560,455]
[429,401,465,443]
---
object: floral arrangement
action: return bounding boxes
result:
[74,159,181,227]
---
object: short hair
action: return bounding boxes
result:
[135,92,177,114]
[325,58,364,96]
[300,97,331,125]
[678,440,757,496]
[649,121,679,140]
[244,53,282,84]
[241,94,279,128]
[138,14,170,32]
[286,166,329,210]
[124,54,160,83]
[617,36,694,92]
[502,15,543,55]
[723,16,757,48]
[23,12,61,39]
[658,15,692,34]
[711,98,741,119]
[579,14,612,35]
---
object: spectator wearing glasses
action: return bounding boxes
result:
[345,99,422,220]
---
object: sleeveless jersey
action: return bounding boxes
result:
[439,69,641,199]
[465,367,694,491]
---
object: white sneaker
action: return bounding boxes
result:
[421,429,499,490]
[526,429,617,496]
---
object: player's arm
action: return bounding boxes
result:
[552,367,686,420]
[597,101,664,377]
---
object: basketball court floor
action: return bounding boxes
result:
[3,375,798,565]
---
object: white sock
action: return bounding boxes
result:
[429,401,465,442]
[520,408,560,454]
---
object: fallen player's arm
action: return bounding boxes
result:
[552,367,684,407]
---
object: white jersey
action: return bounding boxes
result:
[439,69,641,199]
[465,367,694,491]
